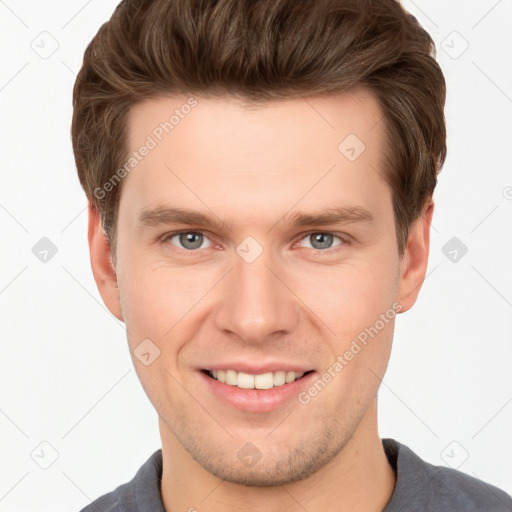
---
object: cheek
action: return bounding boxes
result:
[291,256,399,339]
[116,245,165,342]
[116,250,218,345]
[305,263,399,406]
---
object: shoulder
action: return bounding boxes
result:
[423,460,512,511]
[78,489,124,512]
[77,449,164,512]
[78,480,132,512]
[383,438,512,512]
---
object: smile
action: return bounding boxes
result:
[204,369,309,390]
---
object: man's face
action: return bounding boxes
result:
[111,90,406,485]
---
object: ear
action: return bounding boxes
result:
[397,199,434,313]
[87,203,124,321]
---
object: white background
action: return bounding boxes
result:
[0,1,511,510]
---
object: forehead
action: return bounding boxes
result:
[126,89,385,162]
[121,90,390,226]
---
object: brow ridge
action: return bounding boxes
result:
[136,205,374,231]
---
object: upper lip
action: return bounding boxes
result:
[201,362,314,374]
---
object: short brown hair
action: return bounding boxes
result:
[72,0,446,256]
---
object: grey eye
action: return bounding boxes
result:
[168,232,208,250]
[310,233,334,250]
[300,232,343,251]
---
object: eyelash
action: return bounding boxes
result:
[160,230,350,256]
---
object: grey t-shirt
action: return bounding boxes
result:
[79,438,512,511]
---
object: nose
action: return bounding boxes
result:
[213,245,299,344]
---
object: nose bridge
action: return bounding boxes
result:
[213,242,298,343]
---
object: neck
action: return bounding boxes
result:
[159,400,396,512]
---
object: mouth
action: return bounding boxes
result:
[201,369,314,390]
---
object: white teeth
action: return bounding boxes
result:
[225,369,237,385]
[254,372,274,389]
[237,372,255,389]
[208,369,307,389]
[273,370,286,386]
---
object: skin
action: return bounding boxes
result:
[88,88,433,512]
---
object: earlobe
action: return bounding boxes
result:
[397,200,434,313]
[87,204,124,321]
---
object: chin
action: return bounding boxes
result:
[181,428,350,487]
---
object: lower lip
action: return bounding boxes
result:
[199,371,317,413]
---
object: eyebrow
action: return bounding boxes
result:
[283,206,374,227]
[136,205,374,231]
[137,207,231,231]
